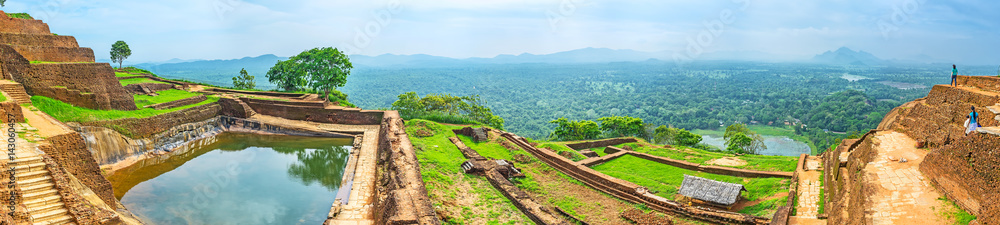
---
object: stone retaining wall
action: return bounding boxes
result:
[209,88,307,98]
[218,98,255,118]
[124,83,173,94]
[0,101,25,123]
[822,130,879,225]
[919,134,1000,223]
[0,11,53,34]
[0,33,78,48]
[374,111,439,224]
[245,99,382,125]
[957,75,1000,93]
[565,137,639,150]
[880,85,999,146]
[80,103,221,138]
[17,63,136,110]
[42,156,121,224]
[241,97,327,108]
[10,45,94,62]
[37,133,118,209]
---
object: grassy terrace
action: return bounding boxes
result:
[0,91,6,102]
[592,154,789,216]
[405,119,532,224]
[32,94,219,123]
[406,119,688,224]
[134,89,203,108]
[119,77,169,86]
[569,139,799,172]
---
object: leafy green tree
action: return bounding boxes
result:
[266,47,353,102]
[391,92,425,118]
[652,125,678,144]
[1,0,6,7]
[548,118,601,141]
[266,60,308,92]
[232,68,255,90]
[597,116,645,138]
[298,47,352,103]
[675,129,702,146]
[723,124,766,154]
[110,41,131,69]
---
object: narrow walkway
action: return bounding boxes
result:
[790,156,824,224]
[978,104,1000,135]
[326,128,379,224]
[865,131,948,225]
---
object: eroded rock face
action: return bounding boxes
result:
[920,134,1000,223]
[74,117,223,167]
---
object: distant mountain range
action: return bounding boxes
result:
[811,47,886,66]
[133,46,914,88]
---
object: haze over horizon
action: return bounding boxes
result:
[8,0,999,65]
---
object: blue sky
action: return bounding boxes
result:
[6,0,999,64]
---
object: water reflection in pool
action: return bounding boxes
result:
[699,135,810,156]
[108,133,353,225]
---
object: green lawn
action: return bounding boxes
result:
[614,141,798,172]
[0,91,6,102]
[404,120,532,224]
[115,72,141,77]
[592,155,789,201]
[133,89,203,108]
[32,95,219,123]
[119,77,169,86]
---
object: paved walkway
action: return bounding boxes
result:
[326,128,380,225]
[865,131,948,225]
[792,156,823,221]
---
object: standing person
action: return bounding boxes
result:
[966,106,980,136]
[952,64,959,86]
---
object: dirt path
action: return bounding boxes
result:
[865,131,950,225]
[20,105,73,137]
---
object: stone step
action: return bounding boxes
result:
[33,214,73,225]
[977,126,1000,136]
[26,201,64,214]
[15,170,50,180]
[23,195,61,209]
[16,175,52,187]
[30,207,68,224]
[21,181,54,193]
[13,162,47,173]
[22,189,57,201]
[10,156,43,164]
[988,104,1000,115]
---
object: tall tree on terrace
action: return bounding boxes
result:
[266,59,308,92]
[110,41,131,69]
[300,47,352,103]
[232,68,255,90]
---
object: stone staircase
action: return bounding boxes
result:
[0,82,32,104]
[235,98,257,117]
[11,155,74,225]
[977,104,1000,135]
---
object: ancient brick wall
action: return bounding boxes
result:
[124,83,174,94]
[919,134,1000,224]
[374,111,439,224]
[823,131,879,225]
[0,44,31,80]
[957,75,1000,93]
[209,88,307,98]
[0,11,52,35]
[42,156,121,224]
[241,97,327,108]
[0,101,25,122]
[217,98,254,118]
[0,33,78,48]
[36,133,117,209]
[17,63,136,110]
[244,98,382,125]
[565,137,639,150]
[80,103,221,138]
[147,95,206,110]
[879,85,999,146]
[10,45,95,62]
